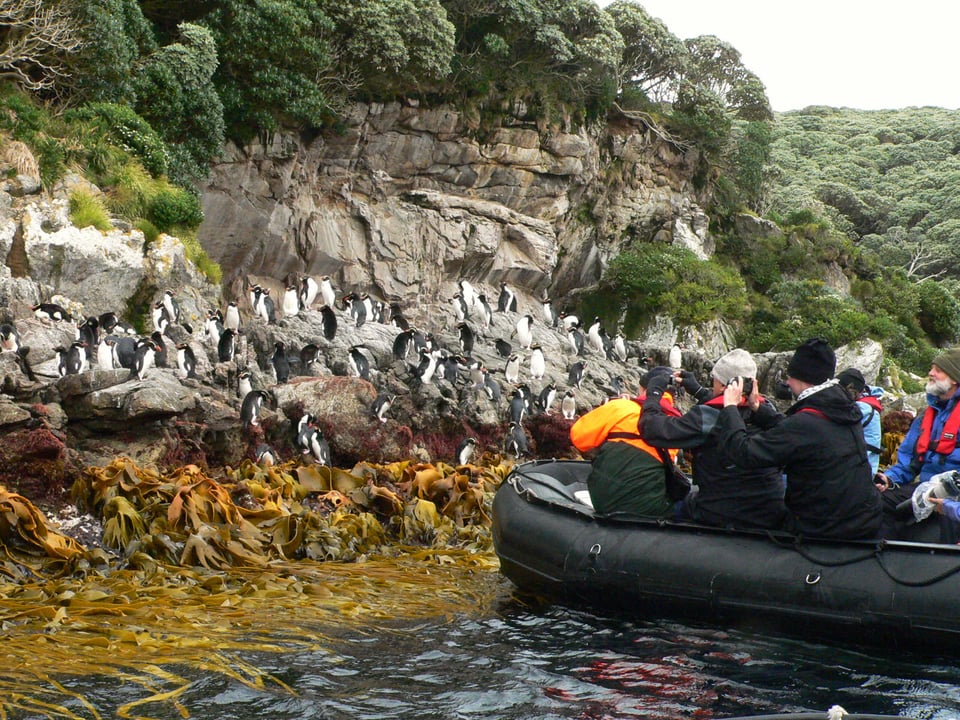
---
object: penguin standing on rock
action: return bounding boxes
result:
[567,325,585,356]
[300,276,319,309]
[505,421,529,459]
[504,353,522,385]
[152,301,170,335]
[319,305,337,341]
[237,369,253,398]
[33,303,71,322]
[77,317,98,359]
[457,322,475,354]
[614,331,627,362]
[371,393,395,423]
[163,290,192,333]
[529,344,545,381]
[319,276,336,309]
[0,323,20,353]
[476,293,493,331]
[514,314,534,349]
[296,412,317,454]
[537,382,558,414]
[272,341,290,383]
[113,336,138,370]
[98,312,119,334]
[223,302,240,332]
[508,389,527,423]
[308,427,331,465]
[240,389,270,429]
[218,328,237,363]
[561,390,577,420]
[130,339,159,381]
[348,345,370,381]
[176,342,197,379]
[299,343,320,373]
[282,284,300,317]
[393,328,415,361]
[568,360,587,390]
[455,437,477,466]
[497,282,518,313]
[97,336,116,371]
[495,338,512,358]
[148,331,167,367]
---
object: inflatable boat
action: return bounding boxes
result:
[492,459,960,651]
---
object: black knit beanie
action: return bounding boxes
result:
[640,366,673,388]
[933,348,960,383]
[786,338,835,385]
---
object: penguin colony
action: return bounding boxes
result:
[10,272,654,468]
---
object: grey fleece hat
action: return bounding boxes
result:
[711,348,757,385]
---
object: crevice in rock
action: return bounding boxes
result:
[6,218,29,278]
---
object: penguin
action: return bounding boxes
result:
[495,338,512,358]
[542,297,556,327]
[255,444,277,466]
[114,320,138,335]
[299,343,320,373]
[204,310,223,347]
[508,389,526,424]
[152,301,170,335]
[361,294,375,324]
[314,304,335,342]
[0,323,21,353]
[96,336,116,371]
[529,343,545,381]
[482,369,502,402]
[614,331,628,362]
[272,341,290,383]
[413,330,435,354]
[451,293,468,322]
[389,304,410,330]
[504,353,522,385]
[54,346,69,376]
[260,289,276,324]
[392,328,415,361]
[113,336,138,370]
[457,322,475,354]
[669,343,683,370]
[176,342,198,379]
[568,360,587,390]
[505,421,529,459]
[308,427,331,466]
[282,284,300,317]
[537,382,558,414]
[371,393,395,423]
[223,302,241,332]
[295,412,317,453]
[514,314,534,349]
[33,303,71,322]
[455,437,477,466]
[587,317,605,355]
[560,312,580,332]
[218,328,237,363]
[76,317,98,358]
[240,389,270,429]
[300,276,319,309]
[459,280,477,314]
[237,369,253,399]
[497,282,517,312]
[148,331,167,367]
[68,341,89,374]
[476,293,494,330]
[561,389,577,420]
[346,345,370,381]
[567,325,585,356]
[130,339,158,381]
[319,276,336,309]
[163,289,192,333]
[416,347,441,385]
[344,293,366,327]
[98,312,119,334]
[249,284,263,313]
[515,383,534,414]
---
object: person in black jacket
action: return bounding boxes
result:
[641,348,787,530]
[714,338,883,540]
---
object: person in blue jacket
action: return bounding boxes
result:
[877,348,960,538]
[836,367,884,475]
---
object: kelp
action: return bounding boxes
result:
[0,454,510,718]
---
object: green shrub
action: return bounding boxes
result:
[106,161,154,220]
[179,230,221,284]
[69,190,112,231]
[68,103,169,177]
[148,188,203,231]
[135,218,160,245]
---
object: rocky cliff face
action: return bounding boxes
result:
[199,102,714,309]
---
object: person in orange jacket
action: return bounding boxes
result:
[570,366,683,517]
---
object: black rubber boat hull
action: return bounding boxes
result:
[492,460,960,650]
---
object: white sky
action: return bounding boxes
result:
[598,1,960,112]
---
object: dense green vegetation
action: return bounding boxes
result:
[2,0,958,373]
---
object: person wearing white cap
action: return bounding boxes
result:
[641,348,788,530]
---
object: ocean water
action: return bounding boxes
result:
[9,565,959,720]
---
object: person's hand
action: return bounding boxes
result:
[874,472,891,492]
[928,496,945,515]
[722,378,742,407]
[675,370,702,395]
[746,376,760,411]
[645,372,671,400]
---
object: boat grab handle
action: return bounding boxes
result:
[589,543,602,559]
[805,572,821,585]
